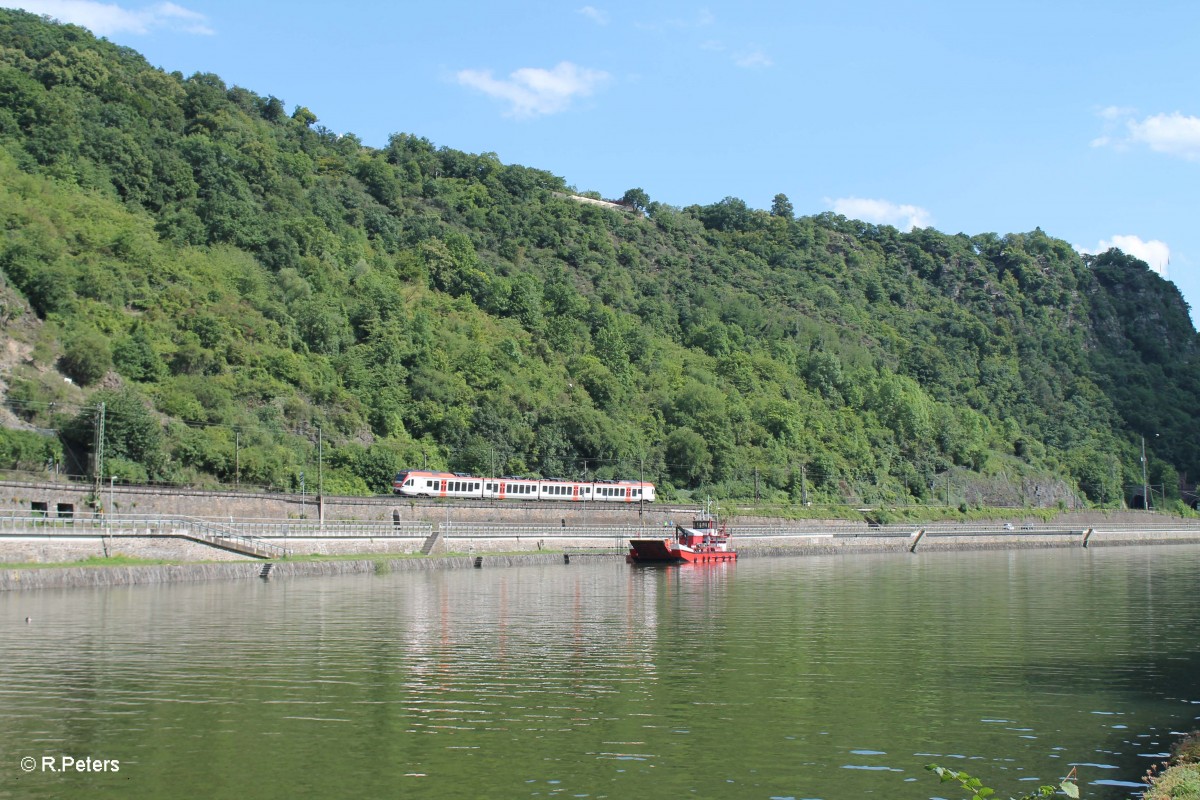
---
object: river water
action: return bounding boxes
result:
[2,545,1198,799]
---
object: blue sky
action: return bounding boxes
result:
[7,1,1200,323]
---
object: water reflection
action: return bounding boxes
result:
[0,546,1197,799]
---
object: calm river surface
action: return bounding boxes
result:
[2,545,1198,799]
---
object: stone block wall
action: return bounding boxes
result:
[0,479,680,527]
[0,535,255,563]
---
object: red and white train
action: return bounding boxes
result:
[392,470,656,503]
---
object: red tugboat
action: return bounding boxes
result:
[627,514,737,564]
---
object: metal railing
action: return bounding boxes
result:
[441,523,648,539]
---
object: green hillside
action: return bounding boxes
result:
[0,9,1195,509]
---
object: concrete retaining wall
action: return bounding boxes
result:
[0,535,257,563]
[4,526,1200,593]
[0,479,676,526]
[0,553,587,592]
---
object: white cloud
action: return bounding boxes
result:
[5,0,213,35]
[698,40,771,68]
[456,61,609,119]
[1098,105,1136,121]
[577,5,607,25]
[637,8,715,31]
[1127,112,1200,161]
[733,47,772,69]
[1076,235,1171,276]
[1092,107,1200,161]
[827,196,933,232]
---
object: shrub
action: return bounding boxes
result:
[59,329,112,386]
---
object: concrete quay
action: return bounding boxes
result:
[2,513,1199,593]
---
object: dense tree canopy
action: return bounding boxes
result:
[0,9,1196,509]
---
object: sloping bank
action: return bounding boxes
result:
[0,554,588,592]
[5,526,1200,592]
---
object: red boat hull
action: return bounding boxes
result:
[627,538,738,564]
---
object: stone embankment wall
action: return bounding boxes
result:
[1,535,257,563]
[0,553,583,592]
[0,477,1173,529]
[3,526,1200,593]
[0,478,673,526]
